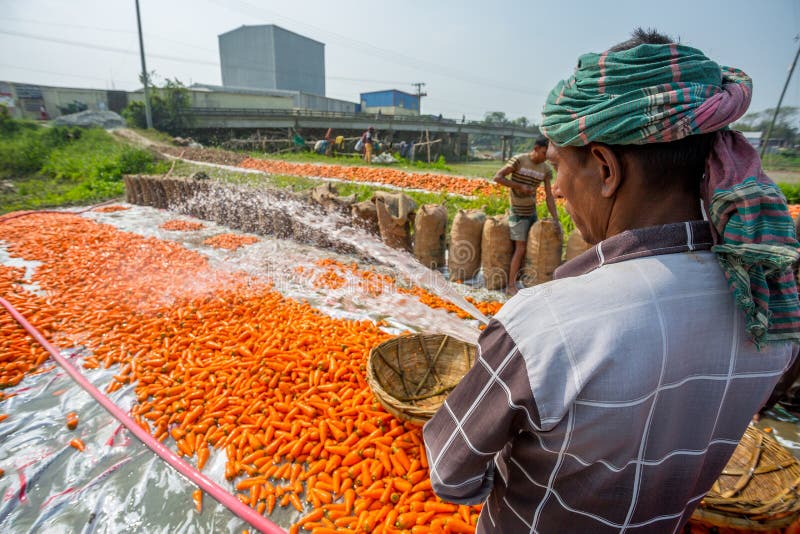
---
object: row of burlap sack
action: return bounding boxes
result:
[350,191,449,269]
[450,210,593,290]
[348,192,594,291]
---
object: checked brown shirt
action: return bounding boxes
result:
[422,221,797,533]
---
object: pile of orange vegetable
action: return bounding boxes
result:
[240,158,502,198]
[788,204,800,220]
[160,219,206,231]
[203,234,260,250]
[301,259,503,320]
[0,213,481,533]
[92,205,130,213]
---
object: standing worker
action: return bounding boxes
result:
[423,28,800,533]
[361,126,376,164]
[493,137,561,295]
[324,128,334,157]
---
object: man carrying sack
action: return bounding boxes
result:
[493,137,561,295]
[423,29,800,533]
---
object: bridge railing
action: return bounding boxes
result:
[189,107,540,136]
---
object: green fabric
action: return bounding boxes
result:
[540,44,742,145]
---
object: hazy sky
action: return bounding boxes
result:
[1,0,799,123]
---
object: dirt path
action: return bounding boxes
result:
[111,128,171,149]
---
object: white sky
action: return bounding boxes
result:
[1,0,799,123]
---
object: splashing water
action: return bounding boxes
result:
[173,181,490,326]
[86,201,482,343]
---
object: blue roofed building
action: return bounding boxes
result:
[359,89,420,116]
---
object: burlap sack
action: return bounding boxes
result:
[413,204,447,269]
[522,219,562,287]
[481,215,513,290]
[137,175,154,206]
[373,192,417,251]
[150,177,168,209]
[351,201,380,235]
[161,177,182,208]
[565,228,593,262]
[123,175,140,204]
[311,182,356,212]
[448,209,485,282]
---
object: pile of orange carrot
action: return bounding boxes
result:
[0,212,481,533]
[301,259,503,320]
[203,234,260,250]
[92,205,130,213]
[239,158,502,198]
[160,219,206,231]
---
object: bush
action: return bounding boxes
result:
[0,118,167,212]
[41,129,162,182]
[778,183,800,205]
[122,78,194,135]
[0,122,81,178]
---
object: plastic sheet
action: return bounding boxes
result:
[0,203,498,532]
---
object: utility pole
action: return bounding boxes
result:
[761,36,800,158]
[135,0,153,129]
[412,82,427,115]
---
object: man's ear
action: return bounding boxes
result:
[589,144,623,198]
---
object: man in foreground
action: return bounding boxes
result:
[493,137,561,295]
[423,29,800,533]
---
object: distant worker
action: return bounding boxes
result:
[324,128,334,157]
[493,137,561,295]
[39,105,49,121]
[361,126,376,164]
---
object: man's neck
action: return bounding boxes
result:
[605,190,702,239]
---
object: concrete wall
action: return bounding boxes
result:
[129,89,295,111]
[1,82,116,120]
[41,87,110,117]
[294,93,355,113]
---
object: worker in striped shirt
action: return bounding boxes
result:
[493,137,561,295]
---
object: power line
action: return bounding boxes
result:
[204,0,548,98]
[0,29,416,89]
[0,29,219,67]
[0,27,538,119]
[1,16,218,54]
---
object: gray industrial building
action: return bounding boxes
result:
[219,25,326,96]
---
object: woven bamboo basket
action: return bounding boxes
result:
[689,425,800,531]
[366,334,477,425]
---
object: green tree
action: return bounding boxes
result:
[483,111,510,125]
[122,77,194,135]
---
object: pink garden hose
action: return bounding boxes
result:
[0,296,286,534]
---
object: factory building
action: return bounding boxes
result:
[359,90,421,116]
[219,25,326,96]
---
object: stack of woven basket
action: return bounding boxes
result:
[689,425,800,532]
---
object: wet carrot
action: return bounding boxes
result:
[0,212,488,533]
[193,489,203,513]
[69,438,85,452]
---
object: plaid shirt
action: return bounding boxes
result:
[423,221,797,533]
